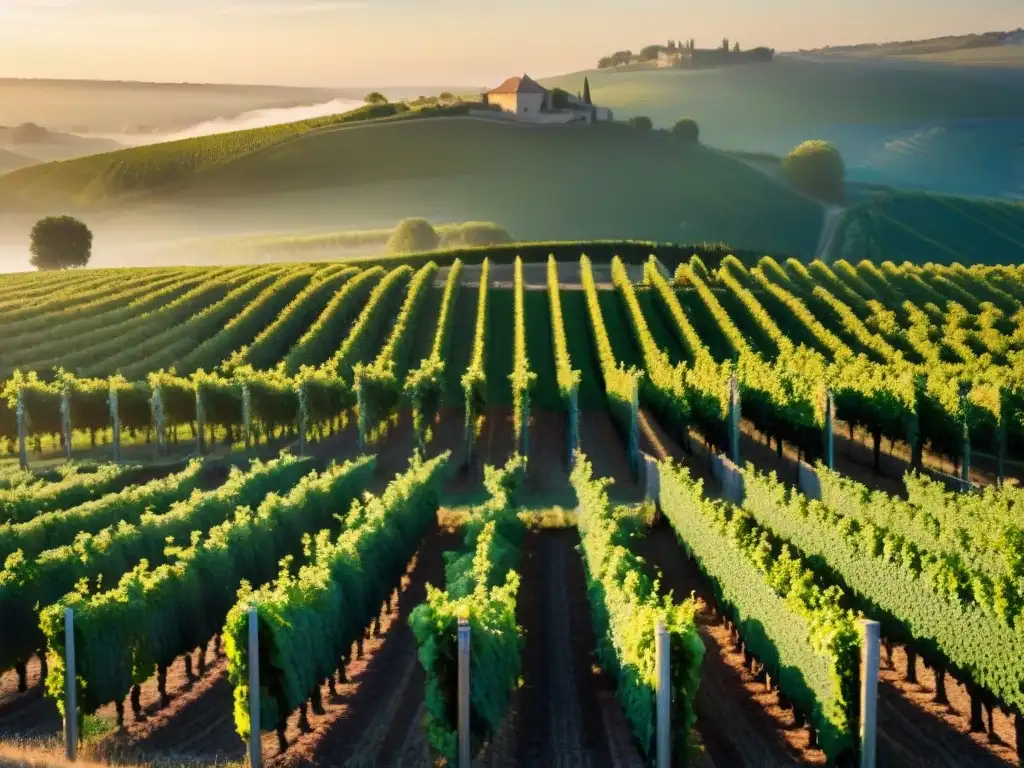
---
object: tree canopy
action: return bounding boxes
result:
[364,92,388,105]
[628,116,654,131]
[672,118,700,142]
[29,215,92,271]
[783,140,846,202]
[387,218,440,255]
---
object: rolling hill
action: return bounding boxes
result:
[0,149,34,174]
[541,57,1024,200]
[0,79,373,135]
[831,192,1024,265]
[0,113,826,259]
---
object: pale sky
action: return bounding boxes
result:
[0,0,1020,87]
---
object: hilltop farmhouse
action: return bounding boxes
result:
[482,74,613,124]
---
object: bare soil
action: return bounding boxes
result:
[877,647,1015,767]
[523,409,572,500]
[510,529,643,768]
[92,651,242,765]
[637,407,687,463]
[578,409,643,502]
[0,657,60,742]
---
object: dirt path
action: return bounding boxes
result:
[637,407,687,463]
[511,530,643,768]
[814,205,846,262]
[523,409,573,501]
[578,409,643,502]
[731,153,846,263]
[0,657,60,742]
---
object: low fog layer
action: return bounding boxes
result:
[77,98,366,147]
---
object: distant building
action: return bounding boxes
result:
[656,47,774,69]
[485,74,551,116]
[479,73,613,124]
[657,50,685,68]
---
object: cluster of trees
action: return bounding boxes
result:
[550,77,593,110]
[386,218,513,255]
[365,92,460,108]
[624,116,701,143]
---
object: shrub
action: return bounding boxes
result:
[783,140,845,202]
[672,118,700,143]
[364,92,388,105]
[628,116,654,131]
[386,217,440,254]
[441,222,513,248]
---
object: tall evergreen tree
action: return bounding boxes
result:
[583,77,592,105]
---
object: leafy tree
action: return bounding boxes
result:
[551,88,571,109]
[722,38,730,51]
[627,116,653,131]
[10,122,51,144]
[387,218,439,254]
[672,117,700,142]
[783,140,846,202]
[29,215,92,271]
[364,92,388,105]
[640,44,662,61]
[438,91,455,104]
[733,42,741,52]
[583,77,592,105]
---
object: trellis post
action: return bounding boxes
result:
[655,619,671,768]
[356,379,368,453]
[959,384,971,491]
[248,606,261,768]
[152,385,166,457]
[60,386,72,461]
[859,620,880,768]
[195,387,206,455]
[457,617,471,768]
[629,378,640,478]
[64,607,78,762]
[729,372,741,466]
[567,385,579,470]
[109,384,121,463]
[242,383,253,451]
[521,386,530,457]
[297,385,308,457]
[825,388,835,470]
[16,389,28,470]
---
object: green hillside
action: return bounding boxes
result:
[0,149,34,174]
[834,192,1024,265]
[900,46,1024,67]
[0,116,826,258]
[0,102,424,205]
[540,56,1024,132]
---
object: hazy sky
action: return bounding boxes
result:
[0,0,1020,87]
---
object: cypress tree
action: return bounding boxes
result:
[583,77,592,105]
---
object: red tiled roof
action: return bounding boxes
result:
[487,74,547,95]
